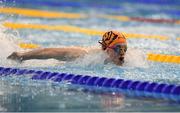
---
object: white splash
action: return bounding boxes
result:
[0,25,22,67]
[72,47,108,67]
[124,48,149,68]
[0,24,65,67]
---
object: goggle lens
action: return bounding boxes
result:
[108,44,127,55]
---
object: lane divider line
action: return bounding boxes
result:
[3,22,169,40]
[1,7,180,25]
[0,7,85,19]
[19,43,40,49]
[147,53,180,64]
[176,37,180,41]
[103,15,180,24]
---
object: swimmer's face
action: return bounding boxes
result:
[106,44,127,64]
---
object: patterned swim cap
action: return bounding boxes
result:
[99,31,127,50]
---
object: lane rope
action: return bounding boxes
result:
[1,7,180,24]
[19,43,40,49]
[3,22,169,40]
[0,66,179,102]
[3,0,124,10]
[147,53,180,64]
[103,15,180,24]
[0,7,85,19]
[177,37,180,41]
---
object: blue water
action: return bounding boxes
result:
[0,0,180,112]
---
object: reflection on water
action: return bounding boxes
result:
[0,78,180,112]
[101,93,125,111]
[0,79,124,112]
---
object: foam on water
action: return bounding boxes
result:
[80,48,146,69]
[0,24,66,67]
[0,26,19,54]
[0,24,21,67]
[124,48,148,68]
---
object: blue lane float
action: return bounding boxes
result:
[0,66,179,102]
[4,0,124,10]
[4,0,180,16]
[5,0,180,6]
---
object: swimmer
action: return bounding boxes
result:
[7,31,127,66]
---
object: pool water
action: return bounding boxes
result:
[0,0,180,112]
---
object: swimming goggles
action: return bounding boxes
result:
[108,44,127,55]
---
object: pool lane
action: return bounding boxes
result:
[3,22,169,40]
[0,7,180,24]
[0,7,86,19]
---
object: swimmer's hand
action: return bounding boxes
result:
[7,52,23,62]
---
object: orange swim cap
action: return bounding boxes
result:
[100,31,127,50]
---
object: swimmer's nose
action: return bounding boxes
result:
[119,50,125,56]
[119,48,126,55]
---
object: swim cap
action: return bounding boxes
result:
[100,31,127,50]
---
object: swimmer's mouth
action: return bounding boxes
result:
[119,57,124,64]
[119,57,124,61]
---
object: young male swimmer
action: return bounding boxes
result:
[7,31,127,66]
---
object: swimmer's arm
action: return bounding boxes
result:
[7,48,87,62]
